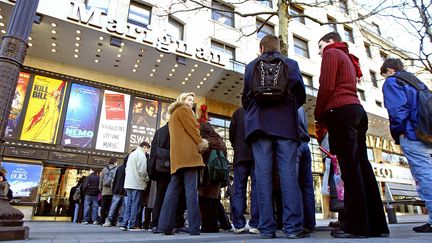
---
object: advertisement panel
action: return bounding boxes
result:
[128,97,159,151]
[61,83,101,148]
[4,72,31,139]
[95,90,130,153]
[158,102,170,128]
[1,161,43,201]
[20,75,67,144]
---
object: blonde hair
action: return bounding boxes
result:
[176,92,195,102]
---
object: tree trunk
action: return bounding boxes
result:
[278,0,289,56]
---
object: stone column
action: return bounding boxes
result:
[0,0,39,240]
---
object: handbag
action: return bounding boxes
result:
[155,147,170,173]
[319,146,344,201]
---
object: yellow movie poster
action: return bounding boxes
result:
[20,75,67,144]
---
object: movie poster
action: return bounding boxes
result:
[4,72,31,139]
[1,161,43,200]
[95,90,130,153]
[128,97,159,151]
[158,102,171,128]
[20,76,67,144]
[61,83,101,148]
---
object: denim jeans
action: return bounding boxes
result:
[122,189,143,229]
[298,142,316,231]
[400,135,432,224]
[251,137,303,236]
[73,202,79,223]
[83,195,98,223]
[158,168,200,235]
[232,160,259,229]
[107,194,124,224]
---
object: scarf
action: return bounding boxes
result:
[323,42,363,80]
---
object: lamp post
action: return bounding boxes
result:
[0,0,39,240]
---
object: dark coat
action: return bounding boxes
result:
[298,107,310,143]
[82,172,100,196]
[229,107,253,166]
[242,51,306,144]
[148,123,171,181]
[112,157,127,196]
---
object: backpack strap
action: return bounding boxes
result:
[390,73,425,91]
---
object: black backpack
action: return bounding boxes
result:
[207,149,229,185]
[250,53,288,104]
[391,72,432,143]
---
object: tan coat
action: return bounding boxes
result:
[168,101,205,174]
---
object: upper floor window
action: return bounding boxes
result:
[302,73,313,87]
[375,100,383,107]
[327,16,337,32]
[86,0,109,13]
[339,0,348,14]
[256,0,273,8]
[344,26,354,43]
[128,2,151,28]
[357,89,366,101]
[293,36,310,58]
[290,5,305,24]
[380,51,388,62]
[211,40,236,60]
[256,19,275,40]
[364,43,372,58]
[372,22,381,35]
[167,18,184,40]
[211,1,235,28]
[370,70,378,87]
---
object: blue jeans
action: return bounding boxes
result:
[73,202,79,223]
[122,189,143,229]
[107,194,124,224]
[83,195,98,223]
[251,137,303,236]
[400,135,432,224]
[298,142,316,230]
[232,161,259,229]
[158,168,200,234]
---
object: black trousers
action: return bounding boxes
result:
[324,104,389,236]
[100,195,113,224]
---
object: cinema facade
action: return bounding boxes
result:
[0,0,421,221]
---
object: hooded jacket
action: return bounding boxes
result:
[124,146,149,190]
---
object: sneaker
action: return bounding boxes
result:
[103,221,112,227]
[81,221,88,225]
[413,223,432,233]
[249,227,260,234]
[120,226,127,231]
[286,230,310,239]
[129,227,145,232]
[93,221,99,225]
[261,233,276,239]
[233,227,248,234]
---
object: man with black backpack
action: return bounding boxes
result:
[99,158,118,226]
[242,34,306,239]
[381,58,432,233]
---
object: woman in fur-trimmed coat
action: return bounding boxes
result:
[157,92,208,236]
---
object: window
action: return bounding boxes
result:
[339,0,348,14]
[309,138,324,173]
[370,71,378,87]
[86,0,109,13]
[327,16,337,32]
[380,51,388,62]
[167,18,184,40]
[290,5,305,24]
[211,40,236,60]
[357,89,366,101]
[256,0,273,8]
[372,22,381,35]
[302,73,313,87]
[293,36,310,58]
[376,100,383,107]
[256,19,275,40]
[211,1,235,27]
[343,26,354,43]
[364,43,372,58]
[128,2,151,28]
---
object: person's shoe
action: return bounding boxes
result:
[175,227,189,233]
[189,231,200,235]
[331,228,367,238]
[103,221,112,227]
[93,221,99,225]
[81,221,88,225]
[233,227,248,234]
[328,220,340,228]
[260,233,276,239]
[413,223,432,233]
[128,226,145,232]
[249,227,260,234]
[286,230,310,239]
[163,229,176,235]
[120,226,127,231]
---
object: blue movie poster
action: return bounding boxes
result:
[61,83,101,148]
[1,162,43,198]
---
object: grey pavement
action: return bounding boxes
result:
[2,215,431,243]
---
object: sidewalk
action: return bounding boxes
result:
[2,214,430,243]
